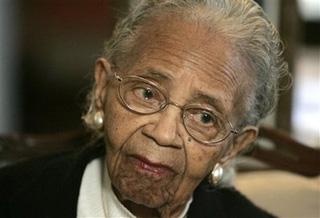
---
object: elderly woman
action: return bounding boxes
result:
[0,0,288,217]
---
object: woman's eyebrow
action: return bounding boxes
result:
[140,68,173,81]
[191,91,225,112]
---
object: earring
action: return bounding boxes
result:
[93,110,104,129]
[209,163,224,186]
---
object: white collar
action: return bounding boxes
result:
[77,157,192,218]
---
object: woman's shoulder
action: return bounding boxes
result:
[0,140,105,217]
[188,183,276,218]
[0,140,105,188]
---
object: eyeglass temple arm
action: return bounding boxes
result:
[114,72,122,81]
[231,129,239,135]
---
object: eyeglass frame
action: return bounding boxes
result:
[113,72,239,146]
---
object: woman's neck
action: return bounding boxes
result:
[123,200,186,218]
[123,200,160,218]
[112,186,186,218]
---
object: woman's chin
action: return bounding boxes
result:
[124,193,166,209]
[109,152,184,209]
[113,174,176,208]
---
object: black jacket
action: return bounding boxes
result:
[0,140,275,218]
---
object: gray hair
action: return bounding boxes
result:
[83,0,289,131]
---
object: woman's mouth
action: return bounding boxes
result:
[129,155,175,177]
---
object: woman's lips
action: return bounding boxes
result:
[130,155,175,177]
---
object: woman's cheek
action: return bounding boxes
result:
[104,102,143,150]
[184,143,222,179]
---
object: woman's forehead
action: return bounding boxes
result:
[122,19,249,115]
[129,15,247,82]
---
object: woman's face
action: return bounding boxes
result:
[96,16,257,215]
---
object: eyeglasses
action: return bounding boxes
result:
[114,73,239,145]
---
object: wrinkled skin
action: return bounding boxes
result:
[95,14,258,218]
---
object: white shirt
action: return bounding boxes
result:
[77,157,192,218]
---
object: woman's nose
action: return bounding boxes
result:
[142,106,183,149]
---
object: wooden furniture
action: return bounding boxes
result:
[247,126,320,177]
[0,129,90,168]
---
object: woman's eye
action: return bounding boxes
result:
[133,86,156,101]
[141,88,154,100]
[200,112,213,124]
[185,108,218,127]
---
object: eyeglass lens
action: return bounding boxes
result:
[118,76,230,144]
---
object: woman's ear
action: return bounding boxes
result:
[219,125,258,164]
[94,58,113,109]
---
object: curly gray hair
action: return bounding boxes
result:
[83,0,289,131]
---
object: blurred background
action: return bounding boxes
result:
[0,0,319,148]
